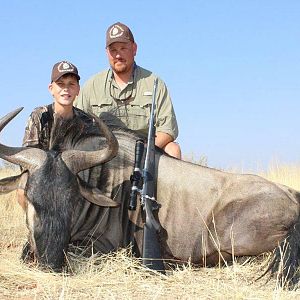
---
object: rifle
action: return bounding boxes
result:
[129,78,165,273]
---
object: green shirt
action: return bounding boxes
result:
[75,65,178,139]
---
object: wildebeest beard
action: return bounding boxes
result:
[23,115,104,271]
[26,159,77,271]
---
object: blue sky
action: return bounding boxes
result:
[1,1,299,171]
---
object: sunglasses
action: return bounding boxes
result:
[109,76,135,102]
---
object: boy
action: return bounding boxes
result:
[19,61,94,209]
[23,61,93,149]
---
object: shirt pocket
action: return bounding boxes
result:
[89,96,153,136]
[90,98,113,116]
[124,100,152,134]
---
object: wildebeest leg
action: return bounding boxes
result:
[206,195,299,265]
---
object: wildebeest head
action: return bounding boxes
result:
[0,108,119,271]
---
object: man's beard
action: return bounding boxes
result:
[112,61,130,74]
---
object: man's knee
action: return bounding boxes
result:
[163,142,182,159]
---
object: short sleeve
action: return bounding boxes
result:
[22,111,42,148]
[155,79,179,140]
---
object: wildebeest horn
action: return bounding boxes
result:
[0,108,47,171]
[61,114,119,174]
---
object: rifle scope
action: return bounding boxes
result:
[128,139,144,210]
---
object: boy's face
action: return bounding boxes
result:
[48,74,80,107]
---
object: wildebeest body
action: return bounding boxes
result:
[1,108,300,286]
[156,160,299,263]
[66,128,300,267]
[101,144,299,265]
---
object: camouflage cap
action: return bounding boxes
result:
[51,61,80,82]
[106,22,134,47]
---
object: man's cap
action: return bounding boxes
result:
[51,61,80,82]
[106,22,134,47]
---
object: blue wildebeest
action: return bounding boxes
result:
[0,108,300,286]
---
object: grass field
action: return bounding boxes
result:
[1,163,300,299]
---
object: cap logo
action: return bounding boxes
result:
[57,62,75,73]
[109,24,125,39]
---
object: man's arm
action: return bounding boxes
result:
[155,131,174,149]
[74,77,95,113]
[74,91,89,112]
[156,131,181,158]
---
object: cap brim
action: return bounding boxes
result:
[106,37,133,47]
[52,73,80,82]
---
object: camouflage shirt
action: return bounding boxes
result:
[75,65,179,139]
[23,104,95,149]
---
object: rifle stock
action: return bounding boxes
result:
[142,198,165,272]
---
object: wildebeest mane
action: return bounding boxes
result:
[48,115,101,152]
[106,124,169,156]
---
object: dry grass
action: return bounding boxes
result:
[1,165,300,299]
[260,162,300,191]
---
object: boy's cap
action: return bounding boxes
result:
[106,22,134,47]
[51,61,80,82]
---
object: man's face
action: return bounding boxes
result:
[106,41,137,75]
[48,74,80,107]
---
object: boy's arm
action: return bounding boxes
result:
[22,112,42,148]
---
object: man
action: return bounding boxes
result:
[75,22,181,159]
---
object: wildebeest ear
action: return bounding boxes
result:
[0,171,28,194]
[77,177,119,207]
